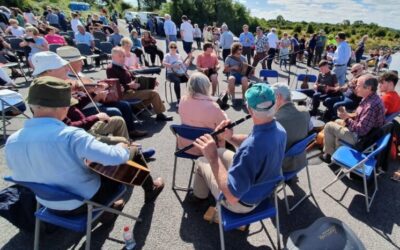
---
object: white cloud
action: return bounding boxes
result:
[249,0,400,29]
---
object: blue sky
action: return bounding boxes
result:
[236,0,399,29]
[125,0,399,29]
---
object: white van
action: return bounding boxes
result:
[136,12,157,27]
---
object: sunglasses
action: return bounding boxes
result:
[170,46,177,49]
[351,69,361,74]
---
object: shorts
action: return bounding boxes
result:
[231,72,243,85]
[182,41,193,54]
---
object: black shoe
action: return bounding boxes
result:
[156,113,173,121]
[319,153,331,163]
[186,190,208,204]
[129,129,148,138]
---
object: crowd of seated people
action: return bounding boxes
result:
[0,5,400,249]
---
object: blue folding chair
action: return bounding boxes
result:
[281,133,316,214]
[93,31,107,42]
[170,124,213,191]
[385,111,400,123]
[48,44,63,53]
[76,43,99,69]
[296,74,317,89]
[217,176,283,250]
[322,133,391,212]
[259,69,279,83]
[99,42,113,68]
[4,176,140,250]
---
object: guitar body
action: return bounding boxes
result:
[89,160,150,186]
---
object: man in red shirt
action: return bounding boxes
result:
[196,42,220,95]
[378,71,400,115]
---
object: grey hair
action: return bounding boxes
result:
[249,104,276,120]
[272,82,292,102]
[187,72,211,97]
[221,24,228,31]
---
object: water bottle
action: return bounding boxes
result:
[123,226,136,250]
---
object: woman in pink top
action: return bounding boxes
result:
[44,27,67,45]
[178,72,228,155]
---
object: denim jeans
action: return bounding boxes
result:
[333,65,347,86]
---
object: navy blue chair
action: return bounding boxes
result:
[3,176,140,250]
[217,175,283,250]
[296,74,317,89]
[99,42,113,68]
[76,43,99,69]
[385,111,400,123]
[259,69,279,83]
[170,124,213,191]
[48,44,62,53]
[93,31,107,42]
[322,133,391,212]
[281,133,316,214]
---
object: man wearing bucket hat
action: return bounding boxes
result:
[191,83,287,213]
[5,76,165,215]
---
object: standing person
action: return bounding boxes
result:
[193,23,202,50]
[290,33,299,65]
[163,41,191,106]
[147,17,154,34]
[163,14,177,52]
[266,28,279,70]
[314,30,327,65]
[239,24,254,65]
[307,33,317,67]
[252,26,269,70]
[355,35,368,63]
[332,32,352,86]
[279,33,290,69]
[191,83,286,214]
[219,24,234,62]
[180,15,194,57]
[298,35,306,62]
[141,30,164,66]
[112,10,118,25]
[196,42,220,95]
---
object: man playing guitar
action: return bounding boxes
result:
[196,42,220,95]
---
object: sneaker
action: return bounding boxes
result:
[144,177,165,204]
[142,148,156,159]
[156,113,173,121]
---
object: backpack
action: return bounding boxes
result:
[0,184,36,232]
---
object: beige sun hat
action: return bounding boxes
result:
[56,46,86,62]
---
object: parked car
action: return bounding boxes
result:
[124,11,138,23]
[137,12,157,28]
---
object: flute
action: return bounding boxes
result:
[174,114,251,155]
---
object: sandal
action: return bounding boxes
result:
[390,170,400,182]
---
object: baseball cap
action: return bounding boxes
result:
[245,83,275,111]
[27,76,77,107]
[31,51,69,76]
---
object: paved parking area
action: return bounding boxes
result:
[0,22,399,250]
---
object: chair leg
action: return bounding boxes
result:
[321,168,345,192]
[172,157,194,191]
[217,201,225,250]
[282,183,290,214]
[33,202,41,250]
[187,161,195,190]
[172,156,178,190]
[164,81,168,102]
[362,174,370,213]
[274,188,281,250]
[86,204,93,250]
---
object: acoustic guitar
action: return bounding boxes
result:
[89,160,150,186]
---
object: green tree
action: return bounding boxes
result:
[293,24,302,33]
[306,23,314,34]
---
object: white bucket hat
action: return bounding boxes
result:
[31,51,69,76]
[56,46,86,62]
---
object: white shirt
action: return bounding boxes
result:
[266,32,279,49]
[23,12,38,26]
[180,21,194,42]
[8,26,25,37]
[71,18,83,34]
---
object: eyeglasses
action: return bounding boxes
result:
[170,46,177,49]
